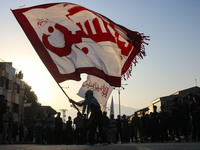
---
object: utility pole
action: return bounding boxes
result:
[114,84,128,116]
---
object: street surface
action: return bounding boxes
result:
[0,143,200,150]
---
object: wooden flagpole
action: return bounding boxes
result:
[55,82,82,115]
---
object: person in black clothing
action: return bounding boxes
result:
[191,95,200,141]
[65,116,73,144]
[34,110,44,144]
[73,112,83,144]
[82,114,88,144]
[180,97,192,142]
[159,106,169,142]
[102,111,110,143]
[150,106,160,142]
[12,121,18,143]
[116,115,122,143]
[171,98,182,142]
[54,112,63,144]
[131,112,142,143]
[70,90,104,145]
[121,114,129,143]
[141,112,149,142]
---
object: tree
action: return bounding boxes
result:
[24,83,41,106]
[16,70,23,79]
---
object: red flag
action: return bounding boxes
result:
[12,3,149,87]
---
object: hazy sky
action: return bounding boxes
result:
[0,0,200,116]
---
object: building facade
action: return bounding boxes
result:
[0,61,25,125]
[133,86,200,117]
[151,86,200,113]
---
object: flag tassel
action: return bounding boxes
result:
[123,34,150,80]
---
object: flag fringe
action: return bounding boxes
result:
[123,33,150,80]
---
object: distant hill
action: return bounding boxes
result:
[111,104,138,117]
[64,104,138,120]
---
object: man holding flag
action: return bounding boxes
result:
[70,90,104,145]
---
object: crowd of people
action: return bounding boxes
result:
[1,93,200,145]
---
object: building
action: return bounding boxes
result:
[151,86,200,113]
[0,61,25,125]
[133,86,200,117]
[24,106,57,130]
[151,95,178,113]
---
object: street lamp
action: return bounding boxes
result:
[195,79,197,87]
[114,84,128,116]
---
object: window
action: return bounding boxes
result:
[0,77,12,90]
[5,78,9,89]
[8,80,12,90]
[13,83,20,94]
[17,85,20,94]
[12,103,19,113]
[0,76,5,87]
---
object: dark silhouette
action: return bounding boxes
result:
[64,116,73,144]
[121,114,129,143]
[131,112,142,143]
[191,95,200,141]
[150,106,160,142]
[18,123,24,143]
[116,115,122,143]
[70,90,104,145]
[54,112,63,144]
[159,106,169,142]
[0,95,7,144]
[44,112,54,144]
[73,112,83,144]
[12,121,18,143]
[102,111,110,143]
[34,110,44,144]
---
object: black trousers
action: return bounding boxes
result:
[88,111,104,144]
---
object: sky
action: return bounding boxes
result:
[0,0,200,117]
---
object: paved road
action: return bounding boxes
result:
[0,143,200,150]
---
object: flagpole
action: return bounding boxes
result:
[114,84,128,116]
[55,82,82,115]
